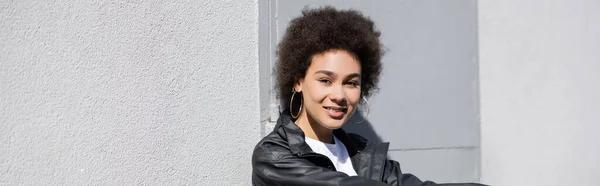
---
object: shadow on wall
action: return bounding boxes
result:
[343,109,382,144]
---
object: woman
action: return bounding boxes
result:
[252,6,486,186]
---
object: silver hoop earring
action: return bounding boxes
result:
[290,90,302,119]
[356,97,370,123]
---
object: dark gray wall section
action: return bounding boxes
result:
[269,0,480,182]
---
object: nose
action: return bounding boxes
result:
[329,84,346,105]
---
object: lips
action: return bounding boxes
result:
[324,106,347,119]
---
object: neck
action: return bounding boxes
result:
[294,109,334,144]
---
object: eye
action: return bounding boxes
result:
[318,78,332,84]
[345,81,360,87]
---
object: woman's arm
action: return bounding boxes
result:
[382,160,488,186]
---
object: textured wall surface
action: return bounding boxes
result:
[1,1,259,185]
[479,1,600,185]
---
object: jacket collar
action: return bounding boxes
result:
[275,110,363,157]
[275,110,389,179]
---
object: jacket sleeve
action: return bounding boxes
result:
[382,159,489,186]
[252,144,389,186]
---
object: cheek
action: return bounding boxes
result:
[347,91,362,115]
[304,83,329,102]
[346,89,362,105]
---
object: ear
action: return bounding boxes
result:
[293,78,304,92]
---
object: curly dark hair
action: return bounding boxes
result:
[276,6,384,104]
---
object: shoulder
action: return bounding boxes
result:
[252,130,293,162]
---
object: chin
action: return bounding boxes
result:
[315,109,358,130]
[318,118,348,130]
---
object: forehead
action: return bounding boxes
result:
[307,50,361,74]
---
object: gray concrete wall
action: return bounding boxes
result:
[478,1,600,185]
[267,0,480,183]
[5,0,598,185]
[0,1,259,185]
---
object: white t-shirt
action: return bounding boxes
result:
[304,136,358,176]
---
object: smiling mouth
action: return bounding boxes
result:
[324,107,347,119]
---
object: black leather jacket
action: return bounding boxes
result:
[252,111,487,186]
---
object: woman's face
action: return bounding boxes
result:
[295,49,362,129]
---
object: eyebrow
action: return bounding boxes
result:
[314,70,361,79]
[346,73,361,79]
[314,70,335,77]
